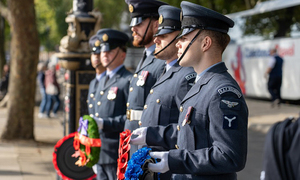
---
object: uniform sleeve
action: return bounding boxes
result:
[168,91,248,175]
[146,124,178,150]
[102,114,128,132]
[175,72,196,109]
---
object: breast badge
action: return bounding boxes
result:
[107,87,118,100]
[136,71,149,87]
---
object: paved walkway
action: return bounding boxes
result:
[0,98,299,180]
[0,107,64,180]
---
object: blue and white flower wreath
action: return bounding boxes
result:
[125,147,159,180]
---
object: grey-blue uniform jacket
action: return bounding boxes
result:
[146,62,248,180]
[87,78,98,116]
[94,66,132,164]
[124,51,165,157]
[140,62,196,151]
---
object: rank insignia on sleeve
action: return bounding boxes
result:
[223,115,238,129]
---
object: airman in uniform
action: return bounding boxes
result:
[124,0,167,157]
[138,5,196,179]
[131,2,249,180]
[92,28,132,180]
[87,35,106,118]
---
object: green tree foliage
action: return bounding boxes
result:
[31,0,300,51]
[242,6,300,38]
[94,0,127,29]
[35,0,71,51]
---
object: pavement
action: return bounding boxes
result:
[0,97,299,180]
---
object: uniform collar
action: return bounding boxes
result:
[96,71,106,82]
[106,64,124,79]
[166,59,177,72]
[195,62,222,83]
[145,44,156,57]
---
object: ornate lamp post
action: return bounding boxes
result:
[56,0,101,134]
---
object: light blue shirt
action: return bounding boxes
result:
[145,44,156,57]
[96,71,106,82]
[166,59,177,72]
[195,62,222,83]
[106,64,124,79]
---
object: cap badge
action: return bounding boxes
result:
[180,11,183,22]
[158,15,163,24]
[102,34,109,42]
[94,40,100,47]
[129,4,134,13]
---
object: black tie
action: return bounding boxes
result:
[104,75,110,86]
[95,79,99,89]
[159,65,167,79]
[137,50,147,70]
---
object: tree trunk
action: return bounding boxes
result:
[0,16,5,76]
[1,0,39,140]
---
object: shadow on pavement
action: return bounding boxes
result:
[0,170,34,176]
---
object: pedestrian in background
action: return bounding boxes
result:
[45,63,60,118]
[37,62,48,118]
[0,64,10,101]
[265,48,284,107]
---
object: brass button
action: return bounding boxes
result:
[97,101,101,106]
[138,121,142,126]
[156,99,160,103]
[95,113,99,117]
[93,98,95,101]
[144,105,148,109]
[89,104,93,108]
[150,89,154,94]
[126,102,129,107]
[86,100,89,103]
[127,110,131,120]
[175,144,179,149]
[90,93,94,98]
[100,91,104,95]
[134,74,138,78]
[180,106,183,112]
[90,114,94,117]
[177,125,180,131]
[130,87,133,92]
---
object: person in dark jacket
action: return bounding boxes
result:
[37,62,48,118]
[0,64,10,101]
[265,48,284,107]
